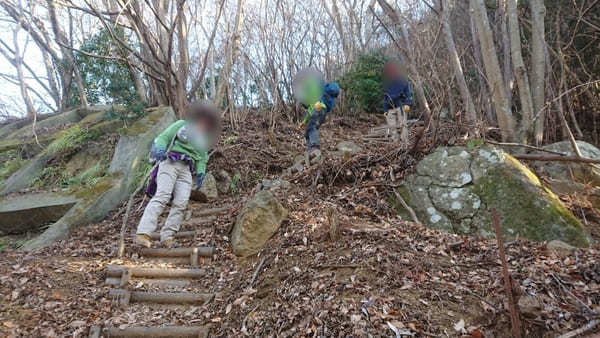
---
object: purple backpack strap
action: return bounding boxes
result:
[144,165,160,197]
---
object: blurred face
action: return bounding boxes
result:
[193,118,210,133]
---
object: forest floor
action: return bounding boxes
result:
[1,113,599,337]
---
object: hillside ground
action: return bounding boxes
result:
[1,112,599,337]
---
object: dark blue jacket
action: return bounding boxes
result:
[321,82,340,113]
[383,79,412,112]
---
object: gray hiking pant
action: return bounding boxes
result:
[136,160,193,242]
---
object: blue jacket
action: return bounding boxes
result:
[321,82,340,113]
[383,79,412,112]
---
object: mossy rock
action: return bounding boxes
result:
[535,141,600,186]
[20,106,176,250]
[398,146,590,247]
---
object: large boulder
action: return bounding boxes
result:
[191,172,218,202]
[536,141,600,186]
[17,106,176,250]
[396,146,589,247]
[231,190,288,257]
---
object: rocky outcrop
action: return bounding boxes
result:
[7,106,177,250]
[536,141,600,185]
[231,190,288,257]
[396,146,589,247]
[0,193,78,235]
[532,141,600,212]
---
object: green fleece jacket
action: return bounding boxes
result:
[154,120,208,175]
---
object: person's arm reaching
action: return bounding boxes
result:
[154,120,185,149]
[150,120,185,162]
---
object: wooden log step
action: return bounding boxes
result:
[109,289,214,305]
[140,247,215,258]
[106,265,205,279]
[105,277,191,287]
[132,231,200,240]
[193,205,232,217]
[101,325,209,337]
[182,216,216,225]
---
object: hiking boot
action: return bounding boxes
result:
[135,234,152,248]
[161,238,178,249]
[308,148,322,164]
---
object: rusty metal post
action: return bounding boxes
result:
[491,208,522,338]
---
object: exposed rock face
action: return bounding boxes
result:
[231,190,288,257]
[12,106,176,250]
[536,141,600,185]
[397,146,589,247]
[0,193,78,235]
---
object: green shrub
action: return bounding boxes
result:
[340,52,389,113]
[0,157,24,184]
[68,162,105,186]
[33,167,65,188]
[46,125,99,155]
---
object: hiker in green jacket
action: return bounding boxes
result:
[135,101,220,248]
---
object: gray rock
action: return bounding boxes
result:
[547,240,576,254]
[536,141,600,186]
[258,179,291,192]
[20,106,176,250]
[200,173,218,200]
[398,145,590,247]
[336,141,362,155]
[231,190,288,257]
[416,147,472,187]
[0,193,78,235]
[215,170,232,194]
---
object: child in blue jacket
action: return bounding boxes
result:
[301,81,340,162]
[383,62,412,142]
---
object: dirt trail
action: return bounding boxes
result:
[1,116,599,337]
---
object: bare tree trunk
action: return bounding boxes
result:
[530,0,546,145]
[12,28,35,119]
[127,58,147,102]
[498,2,512,108]
[506,0,534,142]
[470,0,515,141]
[41,49,61,111]
[215,0,246,109]
[441,0,477,130]
[174,0,189,113]
[46,0,87,107]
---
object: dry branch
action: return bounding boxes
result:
[512,154,600,164]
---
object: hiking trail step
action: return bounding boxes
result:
[108,289,214,306]
[89,325,209,338]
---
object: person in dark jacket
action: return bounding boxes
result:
[383,62,412,142]
[297,74,340,163]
